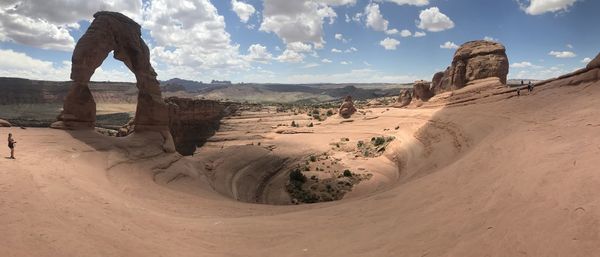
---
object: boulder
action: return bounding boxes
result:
[397,89,412,107]
[433,40,509,93]
[338,96,357,118]
[412,81,433,101]
[0,119,11,127]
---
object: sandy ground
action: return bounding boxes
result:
[1,77,600,257]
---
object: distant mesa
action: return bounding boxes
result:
[432,40,509,94]
[49,11,175,152]
[338,95,357,118]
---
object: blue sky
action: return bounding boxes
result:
[0,0,598,83]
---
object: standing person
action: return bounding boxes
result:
[528,81,533,92]
[517,87,521,96]
[7,133,16,159]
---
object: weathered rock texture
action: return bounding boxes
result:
[165,97,239,156]
[0,119,11,127]
[397,89,412,107]
[587,52,600,70]
[431,72,445,94]
[412,81,433,101]
[533,51,600,88]
[338,96,357,118]
[432,40,509,93]
[52,11,169,132]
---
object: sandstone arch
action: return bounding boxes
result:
[51,11,174,152]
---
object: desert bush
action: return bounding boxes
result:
[289,169,307,184]
[343,169,352,177]
[326,110,333,116]
[309,155,317,162]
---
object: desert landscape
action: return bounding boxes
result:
[1,1,600,256]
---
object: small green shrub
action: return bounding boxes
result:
[309,155,317,162]
[289,169,307,183]
[343,169,352,177]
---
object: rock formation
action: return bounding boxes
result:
[432,40,509,93]
[587,52,600,70]
[165,97,238,156]
[397,89,412,107]
[412,81,433,101]
[338,96,357,118]
[431,72,445,94]
[0,119,11,127]
[50,11,174,152]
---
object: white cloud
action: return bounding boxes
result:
[400,29,412,37]
[0,48,134,82]
[352,12,363,22]
[440,41,458,49]
[231,0,256,23]
[335,33,349,43]
[302,62,320,68]
[340,61,351,65]
[417,7,454,32]
[331,48,343,53]
[566,44,573,49]
[276,49,304,63]
[581,57,592,64]
[548,50,576,58]
[380,37,400,50]
[365,3,388,32]
[283,68,419,83]
[318,0,357,5]
[245,44,273,63]
[511,61,541,68]
[0,0,142,51]
[385,28,399,35]
[321,58,333,63]
[144,0,247,75]
[344,47,358,53]
[519,0,579,15]
[345,14,351,22]
[483,36,499,42]
[260,0,340,47]
[287,42,313,53]
[413,31,426,37]
[381,0,429,6]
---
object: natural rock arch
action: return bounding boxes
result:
[51,11,174,152]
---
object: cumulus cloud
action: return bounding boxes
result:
[417,7,454,32]
[331,48,343,53]
[581,57,592,64]
[283,68,420,83]
[0,48,134,81]
[276,49,304,63]
[413,31,426,37]
[321,58,333,63]
[0,0,142,51]
[483,36,499,42]
[144,0,247,75]
[413,31,427,37]
[231,0,256,23]
[260,0,339,47]
[519,0,579,15]
[440,41,458,49]
[344,47,358,53]
[244,44,273,63]
[400,29,412,37]
[385,28,398,35]
[365,3,388,32]
[335,33,349,43]
[511,61,541,68]
[380,37,400,50]
[548,50,576,58]
[380,0,429,6]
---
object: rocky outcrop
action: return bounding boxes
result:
[431,72,445,94]
[397,89,412,107]
[432,40,509,93]
[165,97,239,156]
[338,96,357,118]
[587,52,600,70]
[0,119,11,127]
[50,11,174,152]
[412,81,433,101]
